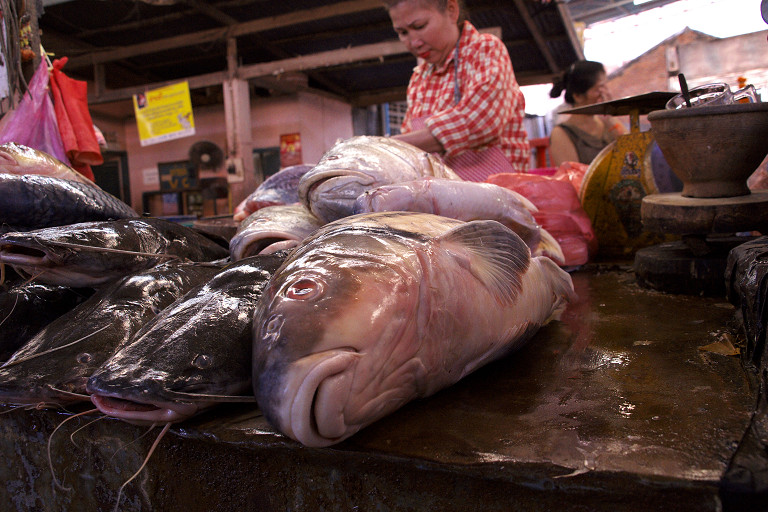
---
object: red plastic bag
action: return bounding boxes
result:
[49,57,102,181]
[0,60,68,163]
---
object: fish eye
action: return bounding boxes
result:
[76,352,92,364]
[193,354,212,369]
[285,278,323,300]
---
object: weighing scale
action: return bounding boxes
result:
[563,92,680,259]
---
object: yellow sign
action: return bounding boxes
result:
[134,82,195,146]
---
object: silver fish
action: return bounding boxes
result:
[229,204,325,261]
[252,212,575,447]
[233,164,313,221]
[0,142,93,184]
[0,173,138,230]
[297,136,460,223]
[87,252,287,425]
[0,262,222,406]
[0,218,230,287]
[353,177,565,264]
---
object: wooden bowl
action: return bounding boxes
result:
[648,102,768,198]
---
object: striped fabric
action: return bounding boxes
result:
[401,21,530,175]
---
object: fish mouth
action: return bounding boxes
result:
[275,348,361,447]
[0,242,53,267]
[90,393,201,425]
[300,170,375,222]
[230,232,299,260]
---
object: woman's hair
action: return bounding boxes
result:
[382,0,468,28]
[549,60,606,104]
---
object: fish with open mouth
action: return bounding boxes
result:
[0,173,138,230]
[229,204,325,261]
[0,217,230,287]
[297,136,460,223]
[252,212,575,447]
[353,177,565,264]
[0,262,222,407]
[0,142,94,184]
[233,164,313,221]
[0,282,94,362]
[87,252,288,425]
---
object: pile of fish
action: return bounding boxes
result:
[0,138,575,455]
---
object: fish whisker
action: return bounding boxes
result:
[38,240,182,260]
[48,408,99,492]
[0,292,19,329]
[1,324,112,368]
[113,422,171,512]
[69,416,107,450]
[159,390,258,403]
[45,386,90,401]
[109,424,157,462]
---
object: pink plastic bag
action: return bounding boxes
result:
[0,61,69,163]
[486,172,598,266]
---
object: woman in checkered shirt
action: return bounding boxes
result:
[384,0,531,181]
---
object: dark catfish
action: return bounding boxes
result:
[0,173,138,230]
[0,282,93,362]
[0,262,222,407]
[0,218,230,287]
[88,252,287,425]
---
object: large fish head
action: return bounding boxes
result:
[86,301,246,425]
[229,205,324,260]
[87,342,217,426]
[88,256,285,425]
[298,136,426,223]
[253,231,425,447]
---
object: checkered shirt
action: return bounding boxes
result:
[401,22,530,172]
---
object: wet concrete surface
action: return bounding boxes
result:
[0,265,757,511]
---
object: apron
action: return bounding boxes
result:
[411,37,517,182]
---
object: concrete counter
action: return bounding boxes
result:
[0,267,756,511]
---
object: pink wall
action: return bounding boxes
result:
[107,91,353,213]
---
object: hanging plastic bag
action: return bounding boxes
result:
[49,57,103,181]
[0,60,69,163]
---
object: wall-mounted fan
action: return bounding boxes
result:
[189,140,225,173]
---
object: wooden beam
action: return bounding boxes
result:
[87,27,509,104]
[66,0,383,69]
[238,39,407,80]
[512,0,559,74]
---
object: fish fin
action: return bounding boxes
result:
[534,256,576,323]
[533,228,565,265]
[439,220,529,303]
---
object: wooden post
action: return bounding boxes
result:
[223,36,258,209]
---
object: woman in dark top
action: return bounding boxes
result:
[548,60,626,166]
